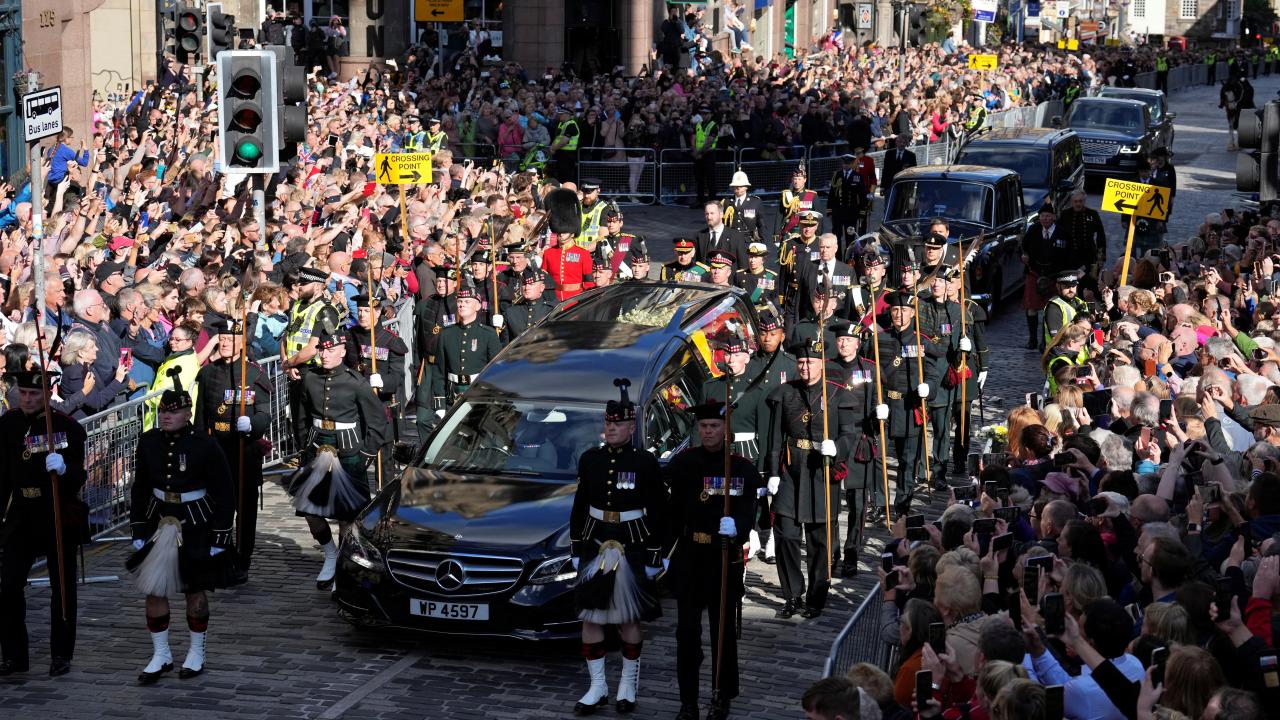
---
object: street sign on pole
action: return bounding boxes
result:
[22,86,63,143]
[375,153,433,185]
[414,0,463,22]
[968,54,999,70]
[1104,178,1171,284]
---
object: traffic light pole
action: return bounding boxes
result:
[253,174,267,251]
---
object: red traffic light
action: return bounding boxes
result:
[229,70,262,98]
[178,10,200,31]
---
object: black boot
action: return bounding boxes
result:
[1025,314,1039,350]
[774,596,803,619]
[706,697,732,720]
[0,659,29,676]
[931,462,949,492]
[675,703,700,720]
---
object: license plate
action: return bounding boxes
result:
[409,599,489,620]
[1084,155,1109,165]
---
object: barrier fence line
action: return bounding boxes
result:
[822,585,887,679]
[79,312,414,545]
[577,146,659,205]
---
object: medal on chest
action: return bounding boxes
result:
[23,431,69,460]
[617,471,636,490]
[701,475,745,502]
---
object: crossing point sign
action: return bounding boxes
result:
[1102,178,1169,221]
[375,153,433,185]
[968,54,999,70]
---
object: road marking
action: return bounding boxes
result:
[318,649,423,719]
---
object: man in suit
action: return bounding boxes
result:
[795,234,856,324]
[697,201,751,273]
[880,134,917,198]
[722,171,765,244]
[1022,203,1068,350]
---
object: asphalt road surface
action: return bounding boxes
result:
[5,76,1272,719]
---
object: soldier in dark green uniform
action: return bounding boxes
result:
[700,339,764,463]
[129,374,234,683]
[618,240,651,282]
[663,400,763,720]
[864,292,942,516]
[502,269,557,341]
[827,322,881,579]
[661,238,709,282]
[0,369,87,678]
[917,270,961,490]
[762,338,857,620]
[568,380,666,716]
[744,310,794,564]
[193,319,273,572]
[432,282,501,405]
[945,270,989,476]
[345,293,409,405]
[787,282,839,357]
[286,327,389,589]
[413,267,458,436]
[734,242,780,311]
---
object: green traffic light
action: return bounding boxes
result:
[236,141,262,162]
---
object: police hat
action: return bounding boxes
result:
[689,399,727,421]
[1055,270,1081,284]
[406,115,421,124]
[923,233,947,248]
[673,238,696,252]
[708,250,736,267]
[6,369,59,391]
[605,378,636,421]
[298,266,330,285]
[581,180,602,193]
[1249,404,1280,427]
[428,117,442,126]
[788,337,825,360]
[758,310,783,332]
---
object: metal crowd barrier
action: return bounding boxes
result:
[658,147,737,205]
[453,141,497,166]
[738,145,808,195]
[577,147,659,205]
[823,586,892,678]
[79,311,418,543]
[808,142,851,191]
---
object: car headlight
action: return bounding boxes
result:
[1118,144,1142,154]
[344,527,384,570]
[529,554,577,584]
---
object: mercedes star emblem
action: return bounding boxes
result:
[436,559,466,592]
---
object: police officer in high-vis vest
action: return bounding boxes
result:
[282,267,342,448]
[425,117,446,152]
[691,109,718,207]
[402,115,427,152]
[1155,53,1170,93]
[1043,270,1090,348]
[578,181,606,245]
[551,107,580,183]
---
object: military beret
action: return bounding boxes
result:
[758,310,783,332]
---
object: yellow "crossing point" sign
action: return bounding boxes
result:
[375,153,433,185]
[968,54,999,70]
[1102,178,1169,221]
[1105,177,1172,285]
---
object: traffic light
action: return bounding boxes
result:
[266,44,308,162]
[174,3,203,64]
[1237,100,1280,201]
[907,6,927,47]
[216,51,279,174]
[207,3,236,58]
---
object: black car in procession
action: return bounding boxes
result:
[954,126,1085,215]
[1065,97,1160,178]
[1096,86,1176,152]
[878,165,1027,310]
[334,283,761,640]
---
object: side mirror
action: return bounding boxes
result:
[392,441,419,465]
[1057,179,1076,192]
[1167,112,1177,120]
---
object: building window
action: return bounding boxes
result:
[1134,0,1145,18]
[1179,0,1198,19]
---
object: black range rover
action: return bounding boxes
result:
[334,283,762,639]
[1065,97,1161,178]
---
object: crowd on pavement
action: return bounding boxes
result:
[0,8,1275,720]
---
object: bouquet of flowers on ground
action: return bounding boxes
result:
[978,424,1008,453]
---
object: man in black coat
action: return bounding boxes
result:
[763,338,858,620]
[696,202,751,273]
[722,171,765,243]
[880,134,917,197]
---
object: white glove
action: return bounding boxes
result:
[978,371,988,389]
[571,557,580,570]
[132,539,146,551]
[875,404,890,420]
[820,439,837,457]
[644,565,661,579]
[917,383,930,399]
[236,416,252,433]
[959,336,972,352]
[210,547,225,556]
[767,476,781,495]
[435,408,446,418]
[369,372,384,389]
[718,516,737,537]
[492,314,504,329]
[45,452,66,476]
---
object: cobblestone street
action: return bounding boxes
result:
[4,76,1273,719]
